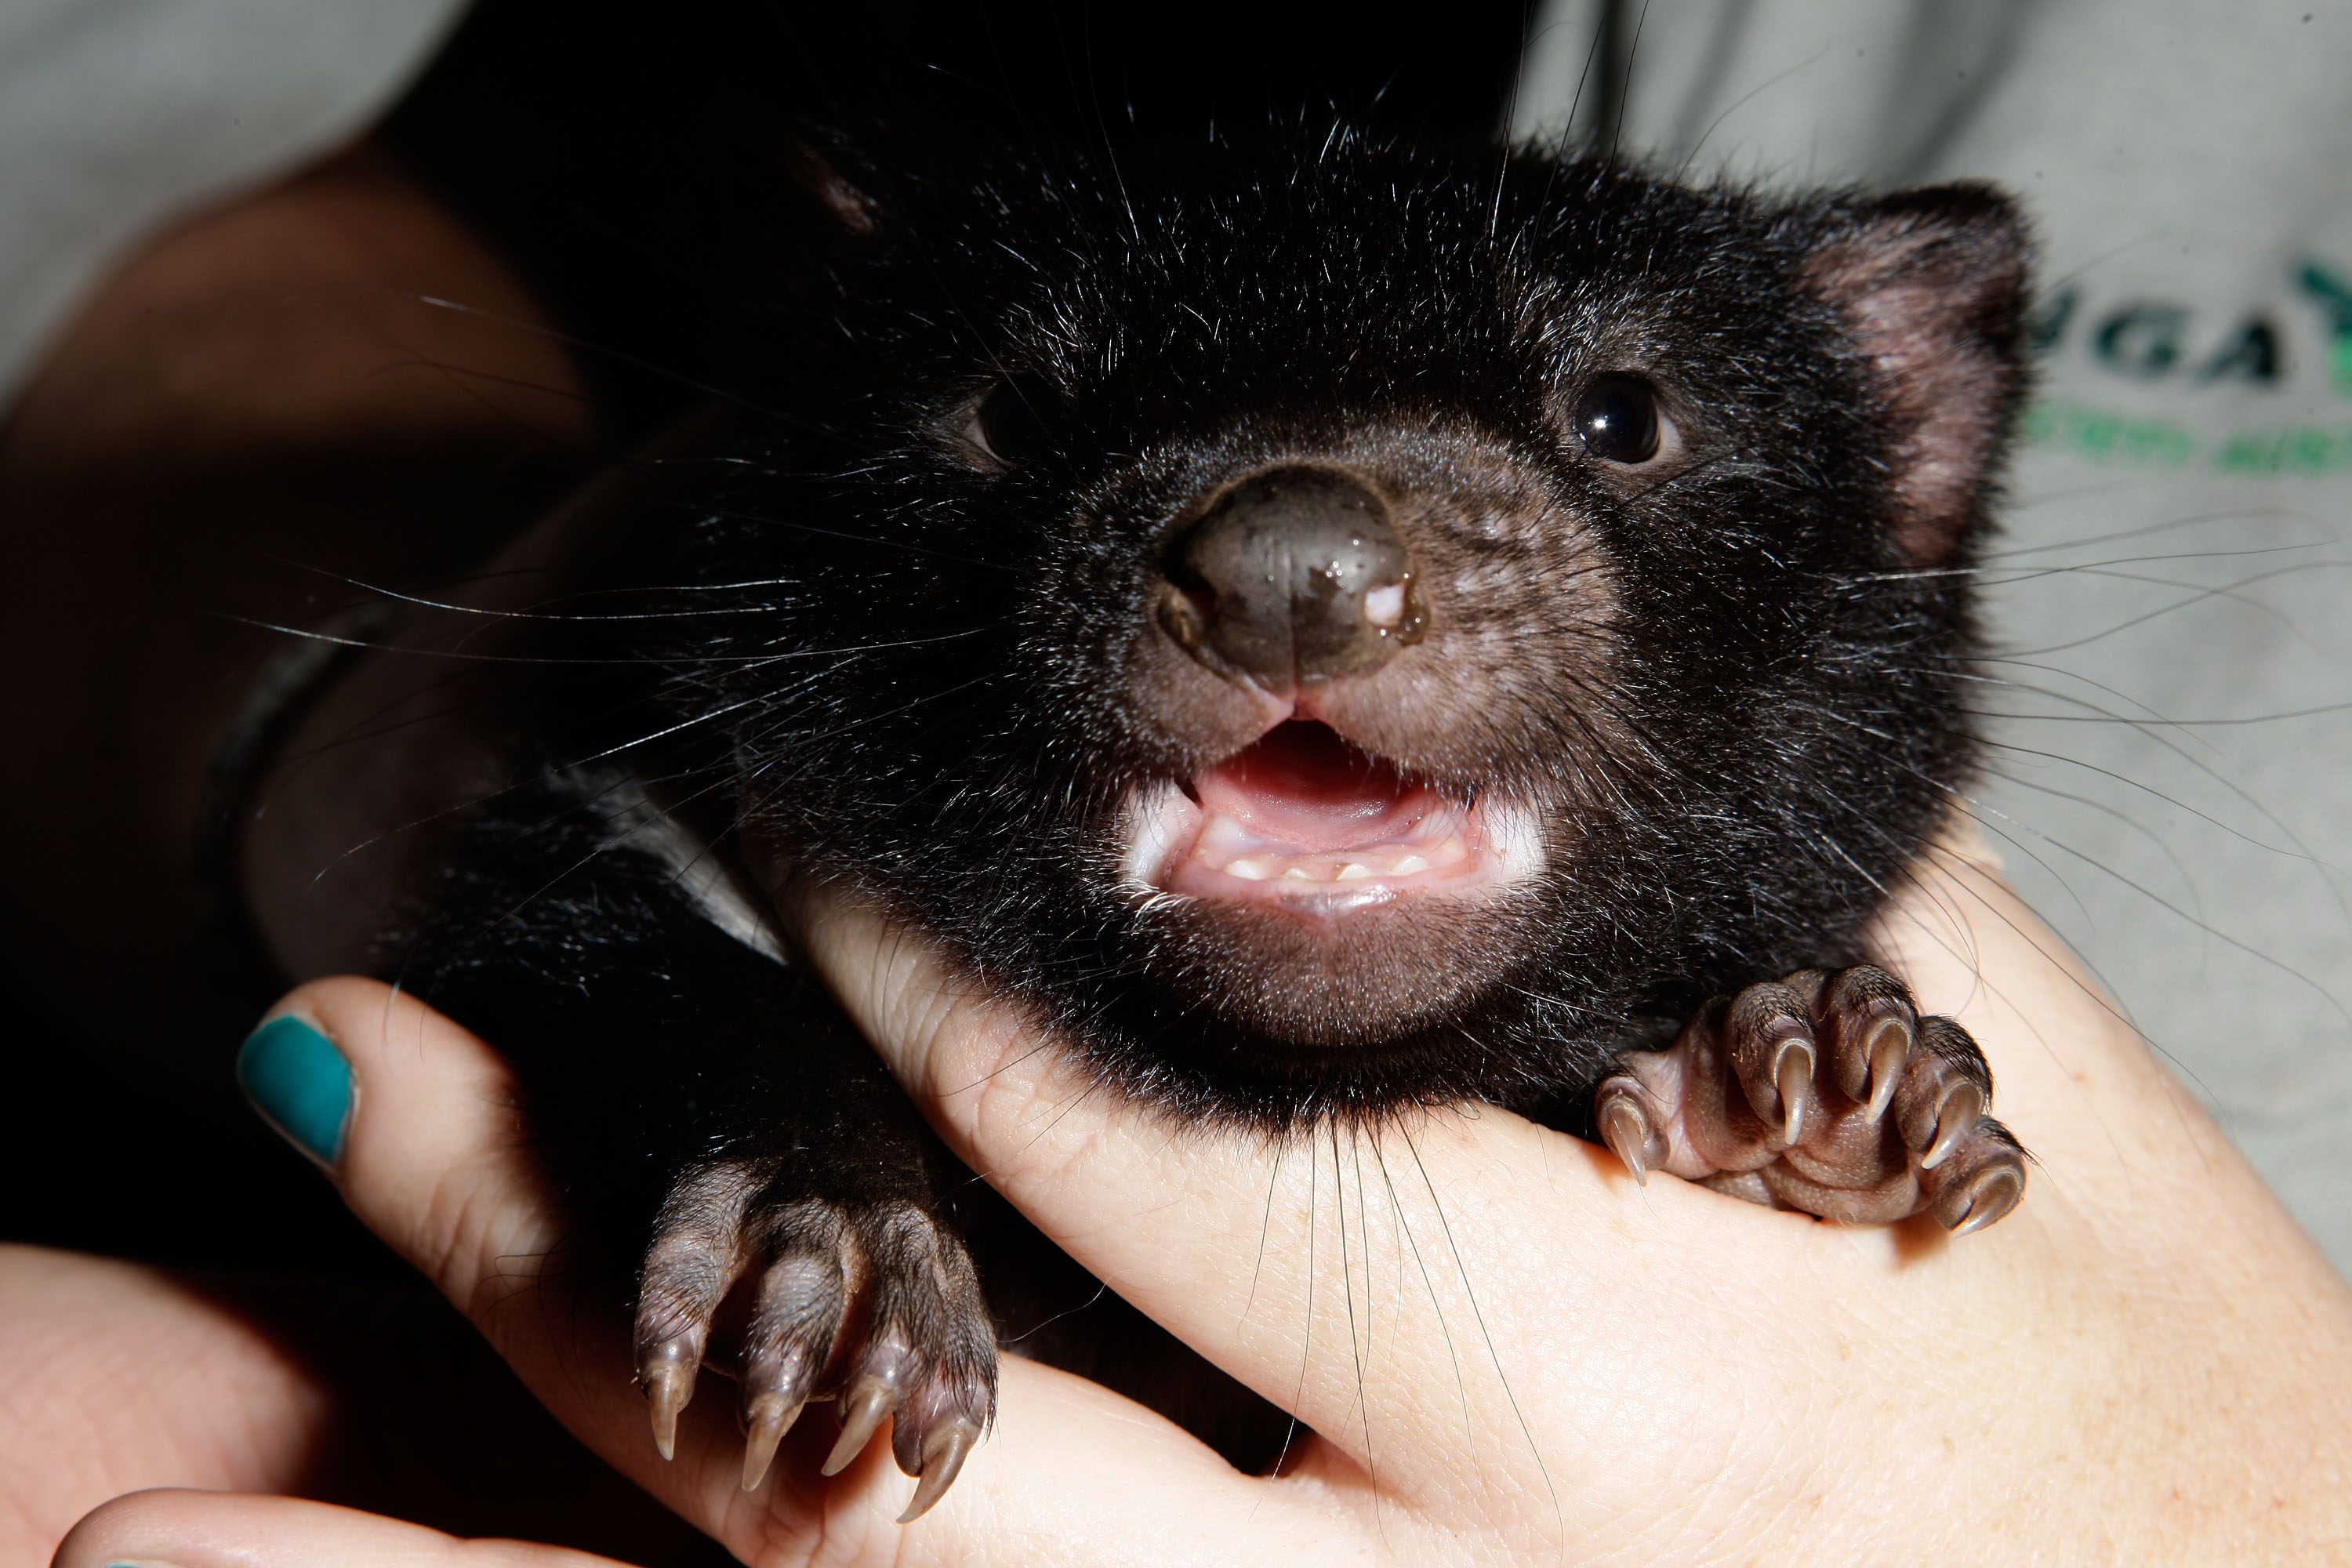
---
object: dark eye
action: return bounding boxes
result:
[968,375,1062,466]
[1572,373,1663,464]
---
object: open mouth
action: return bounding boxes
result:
[1120,720,1540,919]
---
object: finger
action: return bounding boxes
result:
[0,1242,713,1563]
[263,978,1378,1567]
[0,1249,332,1565]
[248,980,559,1318]
[245,982,694,1518]
[54,1490,622,1568]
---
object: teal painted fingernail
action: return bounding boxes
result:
[237,1014,353,1167]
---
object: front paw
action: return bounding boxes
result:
[632,1158,996,1520]
[1594,966,2026,1233]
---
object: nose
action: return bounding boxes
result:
[1160,467,1425,690]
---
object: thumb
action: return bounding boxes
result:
[238,981,674,1508]
[56,1490,623,1568]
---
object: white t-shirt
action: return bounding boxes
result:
[1520,0,2352,1274]
[0,0,461,407]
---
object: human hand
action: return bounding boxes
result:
[50,984,1357,1568]
[58,845,2352,1567]
[790,838,2352,1562]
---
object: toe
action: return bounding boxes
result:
[1809,966,1918,1123]
[1895,1017,1993,1160]
[641,1338,699,1464]
[736,1218,851,1490]
[1922,1116,2028,1234]
[824,1367,906,1477]
[797,1202,998,1513]
[633,1160,774,1460]
[898,1417,982,1522]
[1723,982,1819,1148]
[1595,1073,1671,1185]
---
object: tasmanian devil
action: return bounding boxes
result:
[231,119,2032,1519]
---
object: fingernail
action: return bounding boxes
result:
[237,1014,353,1167]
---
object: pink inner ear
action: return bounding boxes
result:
[1804,205,2026,565]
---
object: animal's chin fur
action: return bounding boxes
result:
[1118,880,1555,1047]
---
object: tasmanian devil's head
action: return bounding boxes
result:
[673,125,2028,1127]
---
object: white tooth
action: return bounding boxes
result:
[1394,855,1431,875]
[1337,862,1372,880]
[1228,860,1270,880]
[1199,815,1253,851]
[1282,866,1313,880]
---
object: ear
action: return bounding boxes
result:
[1802,185,2030,564]
[782,136,881,238]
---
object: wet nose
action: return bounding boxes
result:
[1161,467,1425,689]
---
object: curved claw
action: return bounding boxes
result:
[825,1374,900,1477]
[1774,1040,1815,1146]
[641,1339,699,1463]
[898,1417,982,1522]
[1595,1080,1664,1185]
[1939,1161,2024,1235]
[1862,1017,1910,1123]
[1920,1082,1986,1171]
[741,1390,808,1492]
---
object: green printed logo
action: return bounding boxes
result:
[2020,400,2195,466]
[2296,260,2352,396]
[2031,260,2352,403]
[2022,397,2352,478]
[2212,423,2352,476]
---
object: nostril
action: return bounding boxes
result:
[1367,575,1430,647]
[1158,581,1217,652]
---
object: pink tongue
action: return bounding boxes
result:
[1192,722,1436,852]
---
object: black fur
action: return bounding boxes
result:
[470,129,2013,1109]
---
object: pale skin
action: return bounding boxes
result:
[31,845,2352,1568]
